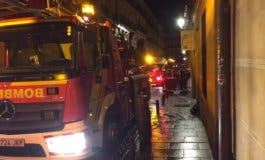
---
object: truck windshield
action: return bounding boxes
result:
[0,22,76,73]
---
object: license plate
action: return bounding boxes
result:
[0,138,25,147]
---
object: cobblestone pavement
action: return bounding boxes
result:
[140,87,214,160]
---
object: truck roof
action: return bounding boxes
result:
[0,0,77,21]
[0,16,79,28]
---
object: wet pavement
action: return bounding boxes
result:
[141,87,214,160]
[90,87,213,160]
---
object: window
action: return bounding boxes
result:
[0,42,6,67]
[83,30,98,69]
[0,22,76,72]
[99,26,112,54]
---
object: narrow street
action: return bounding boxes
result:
[144,87,213,160]
[91,87,213,160]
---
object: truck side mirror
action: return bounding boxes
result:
[98,26,111,55]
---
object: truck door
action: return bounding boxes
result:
[83,25,117,125]
[108,29,134,125]
[81,26,107,122]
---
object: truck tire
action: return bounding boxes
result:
[103,107,121,151]
[135,96,151,145]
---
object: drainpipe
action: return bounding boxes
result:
[216,0,232,160]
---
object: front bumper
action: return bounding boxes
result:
[0,121,93,160]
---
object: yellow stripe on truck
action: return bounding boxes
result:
[10,80,68,86]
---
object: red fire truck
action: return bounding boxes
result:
[0,1,150,159]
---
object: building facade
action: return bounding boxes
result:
[163,32,181,60]
[192,1,220,159]
[96,0,164,62]
[192,0,265,159]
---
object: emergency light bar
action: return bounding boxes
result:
[78,1,95,23]
[82,3,95,15]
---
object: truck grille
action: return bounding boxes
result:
[0,102,64,134]
[0,144,46,157]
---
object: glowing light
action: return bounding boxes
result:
[46,132,89,156]
[149,77,153,83]
[82,3,95,15]
[117,24,129,33]
[156,76,163,81]
[145,54,154,65]
[176,17,185,29]
[67,26,72,36]
[182,50,186,54]
[83,16,89,21]
[54,74,68,80]
[104,20,111,27]
[168,58,175,63]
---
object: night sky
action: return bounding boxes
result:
[145,0,186,31]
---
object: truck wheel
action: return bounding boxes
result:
[103,109,121,151]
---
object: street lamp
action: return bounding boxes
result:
[176,17,186,29]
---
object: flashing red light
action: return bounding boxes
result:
[104,20,111,27]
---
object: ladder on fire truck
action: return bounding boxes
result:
[0,0,81,20]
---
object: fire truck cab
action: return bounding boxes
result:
[0,1,150,159]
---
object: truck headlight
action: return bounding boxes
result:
[46,132,89,156]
